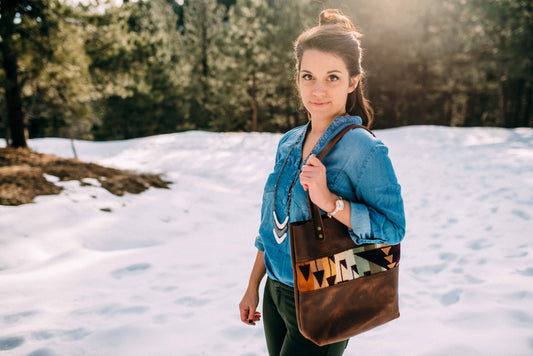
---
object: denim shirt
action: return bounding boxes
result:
[255,115,406,287]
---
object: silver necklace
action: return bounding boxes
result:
[272,124,321,244]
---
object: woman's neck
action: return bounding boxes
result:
[309,109,347,135]
[309,116,335,136]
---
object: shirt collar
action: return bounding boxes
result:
[308,115,363,157]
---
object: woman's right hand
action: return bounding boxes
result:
[239,287,261,326]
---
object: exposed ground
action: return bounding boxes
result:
[0,147,171,206]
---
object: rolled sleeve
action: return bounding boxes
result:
[346,142,406,245]
[254,235,265,252]
[348,201,371,240]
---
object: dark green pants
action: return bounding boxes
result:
[263,277,349,356]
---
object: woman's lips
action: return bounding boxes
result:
[310,101,328,107]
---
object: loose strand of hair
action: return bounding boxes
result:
[350,84,374,128]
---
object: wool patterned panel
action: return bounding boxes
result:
[296,244,400,292]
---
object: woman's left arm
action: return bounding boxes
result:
[301,144,405,245]
[345,143,405,245]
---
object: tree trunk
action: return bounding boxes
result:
[0,1,28,149]
[507,79,524,127]
[524,82,533,127]
[285,87,294,130]
[498,76,506,127]
[199,5,209,129]
[249,69,258,132]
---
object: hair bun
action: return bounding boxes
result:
[318,9,357,33]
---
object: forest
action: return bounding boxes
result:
[1,0,532,147]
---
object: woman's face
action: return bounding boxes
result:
[298,49,359,123]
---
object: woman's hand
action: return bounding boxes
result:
[239,251,265,326]
[239,288,261,326]
[300,155,337,213]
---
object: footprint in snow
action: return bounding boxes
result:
[151,285,179,293]
[440,288,462,306]
[30,327,90,342]
[439,252,457,262]
[72,304,148,317]
[468,239,493,250]
[26,348,56,356]
[464,274,484,284]
[62,328,91,341]
[0,336,25,351]
[517,267,533,276]
[175,296,210,307]
[509,291,530,300]
[508,310,533,325]
[411,264,447,275]
[506,251,528,258]
[512,209,531,220]
[31,330,54,340]
[4,310,39,324]
[111,263,151,279]
[440,218,458,228]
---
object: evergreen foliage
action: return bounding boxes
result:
[0,0,531,144]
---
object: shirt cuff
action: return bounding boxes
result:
[348,201,371,241]
[254,235,265,252]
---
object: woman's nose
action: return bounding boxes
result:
[312,82,325,96]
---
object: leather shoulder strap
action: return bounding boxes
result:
[316,124,375,160]
[306,124,375,240]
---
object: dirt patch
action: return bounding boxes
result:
[0,147,171,206]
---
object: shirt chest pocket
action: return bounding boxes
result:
[263,171,279,194]
[326,168,356,202]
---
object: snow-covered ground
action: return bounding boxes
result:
[1,125,532,355]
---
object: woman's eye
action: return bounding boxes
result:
[329,75,339,81]
[302,74,312,81]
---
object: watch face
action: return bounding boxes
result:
[336,199,344,210]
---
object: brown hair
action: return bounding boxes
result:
[294,9,374,128]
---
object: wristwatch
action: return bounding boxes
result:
[327,197,344,218]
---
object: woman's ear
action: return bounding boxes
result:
[348,74,361,93]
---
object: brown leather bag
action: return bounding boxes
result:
[289,124,401,346]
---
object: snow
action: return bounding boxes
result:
[1,126,532,355]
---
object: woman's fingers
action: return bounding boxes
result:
[239,293,261,326]
[300,154,334,210]
[306,154,324,168]
[239,304,250,323]
[247,306,257,325]
[252,311,262,324]
[300,156,325,189]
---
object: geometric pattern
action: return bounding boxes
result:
[296,244,400,292]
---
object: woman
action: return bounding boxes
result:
[239,9,405,356]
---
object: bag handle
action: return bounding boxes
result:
[306,124,375,240]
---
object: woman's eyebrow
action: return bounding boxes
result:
[300,69,343,74]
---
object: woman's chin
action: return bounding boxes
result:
[307,109,345,122]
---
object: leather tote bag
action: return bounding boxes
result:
[289,124,401,346]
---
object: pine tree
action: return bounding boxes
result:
[86,0,184,139]
[26,2,96,140]
[180,0,226,130]
[0,0,56,148]
[212,0,316,132]
[260,0,318,132]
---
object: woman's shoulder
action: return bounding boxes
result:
[278,124,307,147]
[340,125,385,153]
